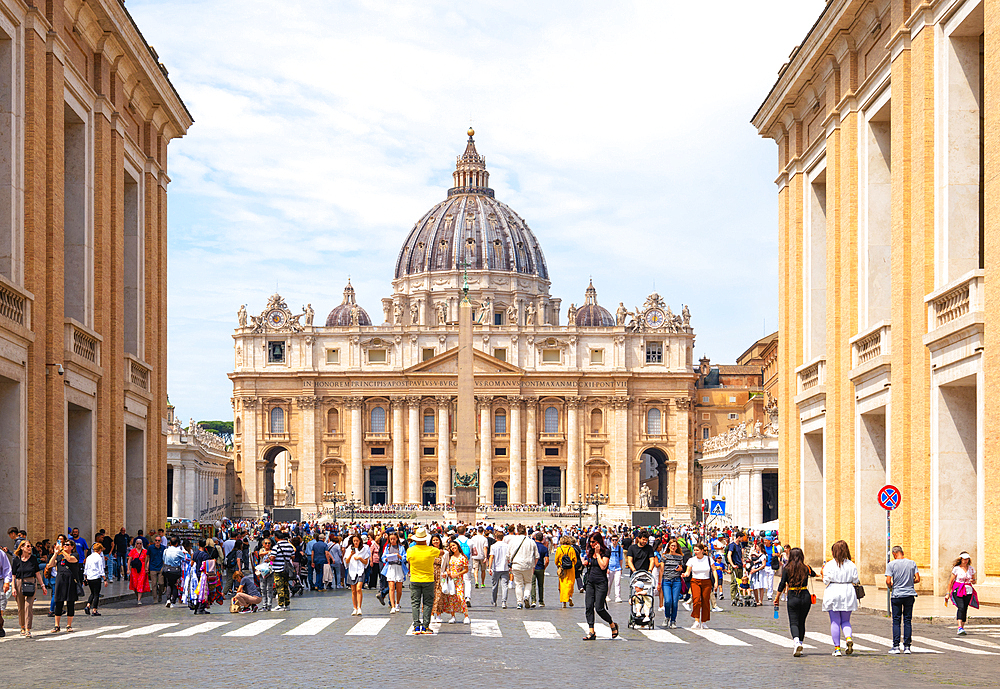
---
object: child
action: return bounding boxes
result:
[713,552,726,600]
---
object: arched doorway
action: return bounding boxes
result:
[640,447,670,508]
[262,446,289,508]
[422,480,436,506]
[369,466,388,505]
[493,481,508,506]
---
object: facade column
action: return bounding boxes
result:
[407,397,421,504]
[298,395,318,509]
[751,468,763,527]
[347,397,364,504]
[567,398,582,503]
[436,396,451,504]
[525,400,538,504]
[242,398,259,509]
[509,397,522,504]
[671,398,694,519]
[185,464,197,518]
[611,398,629,506]
[478,396,492,504]
[737,470,752,526]
[172,465,184,518]
[391,398,405,505]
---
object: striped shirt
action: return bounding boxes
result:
[659,551,684,581]
[271,540,295,573]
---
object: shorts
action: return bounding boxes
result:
[347,572,364,586]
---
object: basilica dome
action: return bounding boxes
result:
[394,130,549,281]
[574,280,615,327]
[325,280,372,327]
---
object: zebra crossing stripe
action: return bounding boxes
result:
[100,624,179,639]
[471,620,502,637]
[687,627,750,646]
[959,637,1000,650]
[43,625,127,640]
[851,632,939,653]
[738,629,814,649]
[223,619,284,637]
[638,629,687,643]
[577,623,626,640]
[804,632,875,651]
[346,618,390,636]
[161,621,231,637]
[523,621,560,639]
[911,636,998,655]
[284,618,338,636]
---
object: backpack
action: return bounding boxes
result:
[560,549,573,570]
[226,547,240,568]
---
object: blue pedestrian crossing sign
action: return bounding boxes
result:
[709,500,726,516]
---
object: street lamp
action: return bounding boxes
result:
[586,486,609,528]
[569,493,586,530]
[345,491,361,523]
[324,483,346,522]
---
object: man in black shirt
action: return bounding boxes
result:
[112,528,130,582]
[626,531,655,575]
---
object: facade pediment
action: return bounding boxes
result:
[403,347,523,376]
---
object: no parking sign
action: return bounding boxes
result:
[878,484,901,511]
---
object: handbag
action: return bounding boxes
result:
[230,598,241,613]
[807,574,817,605]
[75,581,85,599]
[20,579,36,595]
[853,583,866,600]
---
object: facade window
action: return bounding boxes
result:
[645,342,663,364]
[729,396,736,403]
[493,347,507,362]
[494,447,507,456]
[590,349,604,365]
[702,427,710,439]
[368,349,387,364]
[327,408,339,432]
[423,412,435,434]
[269,407,285,434]
[494,410,507,434]
[371,406,386,433]
[371,447,385,455]
[423,447,435,456]
[702,396,709,403]
[268,341,285,363]
[494,311,503,326]
[422,348,435,361]
[728,413,738,420]
[544,447,559,456]
[544,406,559,433]
[542,348,560,363]
[647,408,661,434]
[326,349,340,364]
[702,412,710,420]
[213,478,219,495]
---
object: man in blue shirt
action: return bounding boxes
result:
[69,527,89,561]
[147,537,165,604]
[309,536,331,591]
[530,531,549,608]
[727,532,745,603]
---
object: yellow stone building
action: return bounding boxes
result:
[230,132,698,520]
[0,0,191,538]
[753,0,996,601]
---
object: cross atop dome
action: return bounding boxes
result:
[450,128,493,198]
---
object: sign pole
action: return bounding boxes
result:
[886,509,891,615]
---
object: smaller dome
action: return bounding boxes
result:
[326,279,372,327]
[575,280,615,327]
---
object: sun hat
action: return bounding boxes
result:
[411,527,430,543]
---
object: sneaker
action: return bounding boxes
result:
[447,616,456,624]
[903,647,912,654]
[712,605,723,612]
[832,648,842,657]
[683,601,692,611]
[888,647,900,654]
[793,644,803,657]
[958,627,967,636]
[701,622,709,629]
[502,602,507,609]
[539,602,545,608]
[239,608,252,614]
[845,638,854,655]
[614,598,622,603]
[272,606,286,612]
[165,601,172,608]
[670,622,677,629]
[84,607,90,616]
[377,592,386,606]
[390,606,396,614]
[689,621,701,630]
[531,603,537,609]
[251,605,259,613]
[517,604,523,610]
[91,611,102,617]
[463,616,471,624]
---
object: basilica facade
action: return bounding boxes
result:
[230,131,697,519]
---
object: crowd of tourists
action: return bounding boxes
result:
[0,519,981,654]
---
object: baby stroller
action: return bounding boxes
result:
[734,583,756,607]
[287,563,307,597]
[628,570,656,629]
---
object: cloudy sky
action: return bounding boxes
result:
[128,0,826,423]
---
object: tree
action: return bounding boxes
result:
[197,420,233,447]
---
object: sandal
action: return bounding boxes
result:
[610,622,620,639]
[582,631,597,641]
[569,599,574,607]
[66,626,74,633]
[51,626,60,633]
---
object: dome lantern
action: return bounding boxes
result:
[449,129,493,198]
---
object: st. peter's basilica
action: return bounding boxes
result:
[230,131,698,520]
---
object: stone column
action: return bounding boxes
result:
[567,398,582,502]
[478,396,492,504]
[391,398,405,505]
[185,464,197,518]
[347,397,364,503]
[242,398,259,510]
[436,396,451,504]
[172,464,184,517]
[407,397,421,504]
[611,398,629,506]
[750,469,763,527]
[670,397,694,520]
[525,400,538,504]
[738,470,752,526]
[297,395,319,510]
[509,397,522,504]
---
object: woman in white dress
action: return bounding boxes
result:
[381,532,406,613]
[344,534,370,616]
[821,540,860,657]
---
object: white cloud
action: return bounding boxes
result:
[128,0,826,421]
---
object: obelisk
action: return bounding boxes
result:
[454,258,478,524]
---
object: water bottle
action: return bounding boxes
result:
[773,604,779,620]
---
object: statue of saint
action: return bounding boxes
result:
[410,301,420,326]
[393,302,403,325]
[350,306,360,326]
[682,304,691,327]
[285,482,296,506]
[525,302,536,326]
[566,303,578,325]
[237,304,247,328]
[506,301,518,326]
[616,302,628,326]
[303,303,314,326]
[436,302,447,325]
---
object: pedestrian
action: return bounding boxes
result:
[530,531,549,609]
[470,526,489,589]
[10,540,46,637]
[439,540,470,624]
[232,569,262,613]
[507,525,539,610]
[430,533,448,623]
[821,540,860,656]
[308,534,331,592]
[112,528,130,581]
[162,537,184,607]
[488,533,510,608]
[946,551,977,636]
[626,530,655,577]
[581,532,618,641]
[658,537,684,629]
[329,535,345,589]
[381,532,406,613]
[682,542,714,630]
[748,542,767,605]
[47,539,81,633]
[82,543,105,617]
[224,537,244,594]
[147,536,165,603]
[553,535,578,608]
[607,534,623,603]
[726,531,745,604]
[270,531,296,612]
[0,545,9,638]
[406,528,437,634]
[128,537,150,605]
[256,538,276,611]
[885,545,920,653]
[773,546,816,657]
[344,533,370,616]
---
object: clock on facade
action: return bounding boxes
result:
[644,308,666,329]
[267,309,287,328]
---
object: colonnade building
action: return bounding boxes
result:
[753,0,997,602]
[230,131,698,520]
